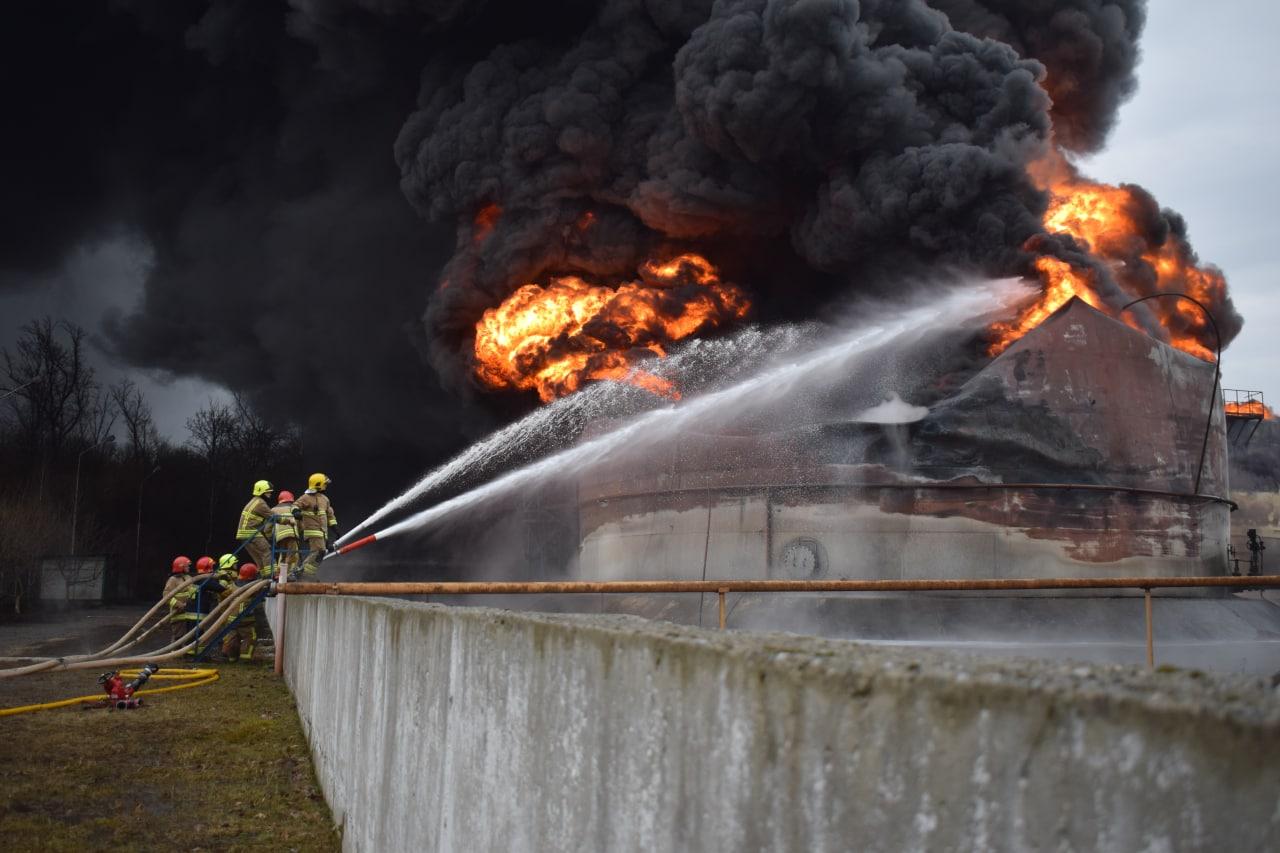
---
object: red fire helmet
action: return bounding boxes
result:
[277,490,295,504]
[195,556,216,574]
[171,556,192,574]
[239,564,260,581]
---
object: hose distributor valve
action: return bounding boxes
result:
[97,662,160,710]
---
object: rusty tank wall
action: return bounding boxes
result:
[577,299,1231,585]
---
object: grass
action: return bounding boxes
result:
[0,661,339,851]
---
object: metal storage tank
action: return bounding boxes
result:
[578,298,1230,582]
[573,299,1278,671]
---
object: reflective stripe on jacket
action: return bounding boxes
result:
[271,503,300,542]
[236,496,272,540]
[169,583,198,621]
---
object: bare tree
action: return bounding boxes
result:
[78,382,118,448]
[0,488,63,613]
[186,399,237,468]
[2,318,97,456]
[111,378,161,465]
[231,391,300,471]
[186,399,238,550]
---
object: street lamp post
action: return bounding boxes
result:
[70,435,116,555]
[135,464,162,576]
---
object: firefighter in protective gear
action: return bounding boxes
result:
[165,556,196,646]
[216,553,239,588]
[190,556,227,658]
[221,563,260,662]
[270,490,302,579]
[295,472,337,576]
[236,479,275,570]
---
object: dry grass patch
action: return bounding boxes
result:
[0,661,338,851]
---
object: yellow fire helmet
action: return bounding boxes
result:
[252,479,274,497]
[218,553,238,571]
[308,472,331,491]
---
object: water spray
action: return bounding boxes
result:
[328,280,1031,561]
[336,324,800,548]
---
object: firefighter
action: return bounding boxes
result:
[295,472,337,576]
[236,480,276,570]
[221,563,260,662]
[164,556,196,646]
[271,490,302,579]
[190,556,227,658]
[1247,528,1266,576]
[216,553,239,587]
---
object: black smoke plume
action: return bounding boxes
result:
[0,0,1239,511]
[927,0,1147,153]
[393,0,1234,393]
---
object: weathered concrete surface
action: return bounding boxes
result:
[283,596,1280,852]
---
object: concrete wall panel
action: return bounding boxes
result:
[284,596,1280,852]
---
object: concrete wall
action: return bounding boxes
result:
[282,595,1280,852]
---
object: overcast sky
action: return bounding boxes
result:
[0,0,1274,439]
[1082,0,1279,395]
[0,236,229,439]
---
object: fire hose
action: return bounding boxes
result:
[0,667,220,717]
[0,519,277,679]
[0,579,270,679]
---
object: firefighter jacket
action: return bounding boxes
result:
[236,496,272,540]
[295,490,337,540]
[166,576,198,622]
[191,575,225,618]
[271,502,300,543]
[230,579,258,623]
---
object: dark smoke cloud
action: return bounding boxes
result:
[0,0,514,505]
[928,0,1147,152]
[9,0,1227,512]
[398,0,1066,388]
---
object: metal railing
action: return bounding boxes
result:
[278,575,1280,669]
[1223,388,1267,417]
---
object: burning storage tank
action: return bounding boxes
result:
[578,298,1230,582]
[572,299,1280,671]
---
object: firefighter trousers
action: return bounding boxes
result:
[299,535,326,575]
[222,625,256,661]
[240,534,271,572]
[273,537,300,577]
[170,618,197,647]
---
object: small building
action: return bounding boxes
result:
[39,554,119,606]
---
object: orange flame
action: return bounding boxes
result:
[1225,400,1274,420]
[473,254,749,401]
[990,167,1226,361]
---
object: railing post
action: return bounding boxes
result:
[1144,588,1154,669]
[718,588,727,630]
[274,572,287,676]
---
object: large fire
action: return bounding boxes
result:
[990,168,1228,361]
[473,254,749,402]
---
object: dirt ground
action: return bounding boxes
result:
[0,606,337,851]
